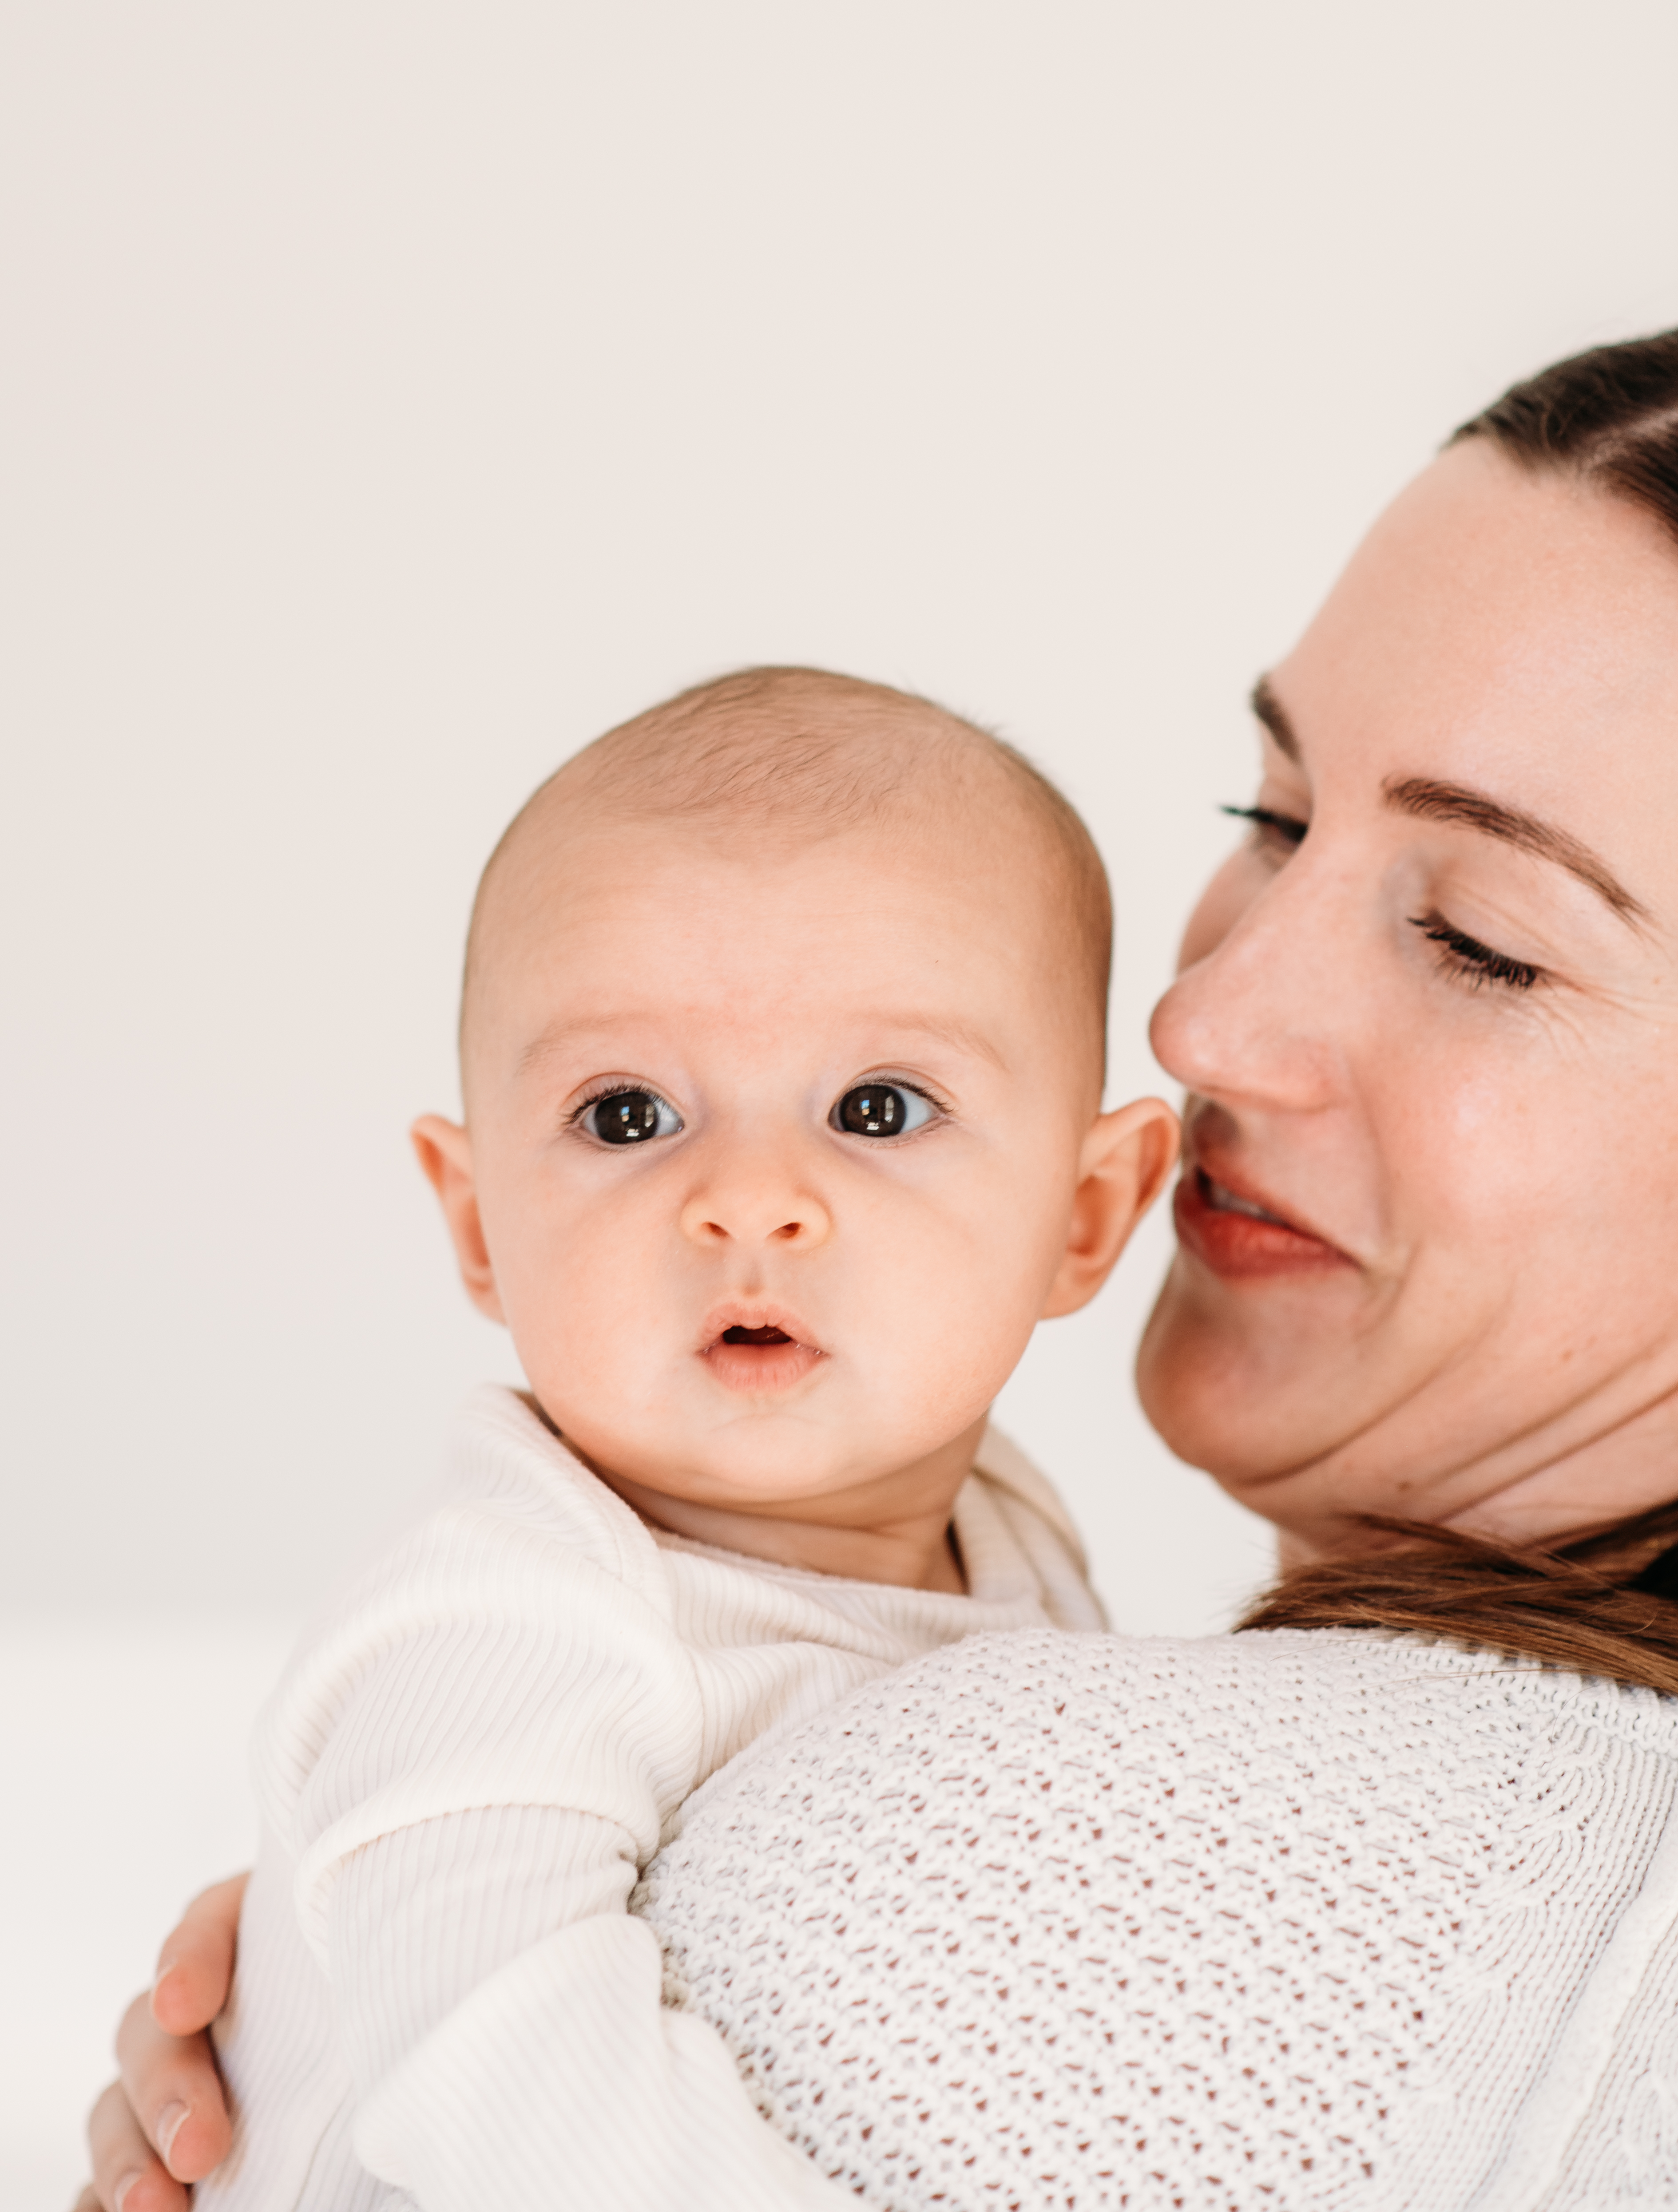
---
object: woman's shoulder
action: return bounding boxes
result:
[668,1625,1678,1861]
[779,1619,1678,1768]
[643,1622,1678,2212]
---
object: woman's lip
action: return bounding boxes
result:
[1174,1166,1353,1280]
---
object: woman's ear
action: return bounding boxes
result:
[1039,1097,1180,1319]
[410,1115,507,1324]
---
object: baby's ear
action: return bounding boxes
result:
[1039,1097,1180,1319]
[410,1115,507,1324]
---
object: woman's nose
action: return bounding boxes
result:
[1150,863,1350,1114]
[678,1144,833,1250]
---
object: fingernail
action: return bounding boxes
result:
[151,1955,178,1995]
[156,2100,189,2165]
[112,2173,142,2212]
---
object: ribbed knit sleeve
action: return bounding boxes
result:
[199,1389,1099,2212]
[331,1808,844,2208]
[245,1477,850,2204]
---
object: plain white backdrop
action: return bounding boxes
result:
[4,2,1678,2198]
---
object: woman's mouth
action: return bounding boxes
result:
[1173,1166,1351,1280]
[699,1310,826,1393]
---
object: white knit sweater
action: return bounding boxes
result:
[642,1625,1678,2210]
[198,1385,1104,2212]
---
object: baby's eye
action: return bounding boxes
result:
[583,1089,684,1145]
[830,1083,936,1140]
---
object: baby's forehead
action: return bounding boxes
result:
[484,803,1040,987]
[462,668,1111,1086]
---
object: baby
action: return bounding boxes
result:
[198,666,1177,2212]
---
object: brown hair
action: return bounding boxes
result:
[1239,329,1678,1695]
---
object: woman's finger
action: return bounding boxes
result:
[85,2077,187,2212]
[114,1988,231,2182]
[148,1871,247,2037]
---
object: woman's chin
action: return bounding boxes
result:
[1135,1260,1371,1491]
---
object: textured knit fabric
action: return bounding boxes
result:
[198,1385,1104,2212]
[641,1625,1678,2211]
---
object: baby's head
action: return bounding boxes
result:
[415,668,1176,1577]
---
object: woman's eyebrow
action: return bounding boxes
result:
[1383,776,1650,926]
[1250,676,1649,929]
[1250,676,1300,760]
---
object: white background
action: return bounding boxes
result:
[5,3,1678,2199]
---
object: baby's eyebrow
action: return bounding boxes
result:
[514,1018,627,1082]
[512,1010,1008,1082]
[859,1013,1008,1069]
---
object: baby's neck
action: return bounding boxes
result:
[590,1419,988,1594]
[610,1482,967,1590]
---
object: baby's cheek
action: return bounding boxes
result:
[887,1204,1056,1402]
[496,1212,666,1401]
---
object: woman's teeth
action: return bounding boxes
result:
[1203,1173,1289,1226]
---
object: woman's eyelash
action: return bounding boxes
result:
[1410,911,1542,992]
[1222,803,1307,849]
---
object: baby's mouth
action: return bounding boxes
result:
[699,1309,826,1395]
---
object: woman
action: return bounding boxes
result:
[85,329,1678,2209]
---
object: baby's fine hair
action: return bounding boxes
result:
[461,664,1112,1076]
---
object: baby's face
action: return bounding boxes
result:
[420,810,1169,1521]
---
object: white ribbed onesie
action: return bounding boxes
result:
[198,1385,1104,2212]
[643,1624,1678,2210]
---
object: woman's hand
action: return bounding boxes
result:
[75,1874,246,2212]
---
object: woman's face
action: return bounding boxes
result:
[1139,439,1678,1558]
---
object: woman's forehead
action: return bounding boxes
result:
[1267,442,1678,903]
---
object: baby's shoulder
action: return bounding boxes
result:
[306,1384,661,1622]
[426,1381,658,1576]
[256,1389,682,1767]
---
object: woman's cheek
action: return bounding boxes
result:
[1410,1060,1581,1247]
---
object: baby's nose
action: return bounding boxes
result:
[678,1174,832,1249]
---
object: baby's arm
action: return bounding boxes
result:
[258,1508,848,2212]
[329,1803,837,2209]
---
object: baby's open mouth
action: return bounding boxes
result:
[700,1310,825,1394]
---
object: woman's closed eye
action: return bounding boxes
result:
[1410,910,1543,992]
[574,1085,685,1144]
[830,1081,941,1140]
[1223,802,1308,858]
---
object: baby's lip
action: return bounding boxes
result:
[696,1301,827,1397]
[695,1301,825,1358]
